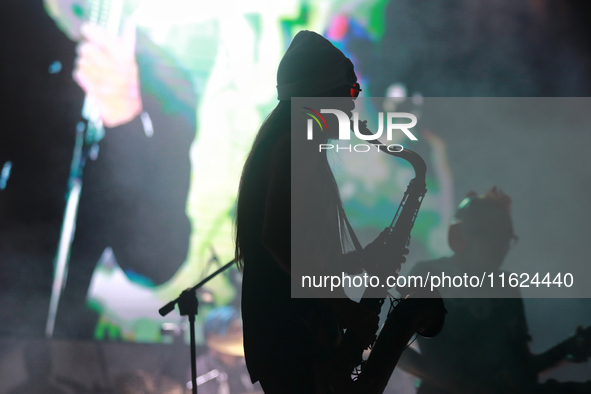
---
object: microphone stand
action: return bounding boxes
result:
[159,260,235,394]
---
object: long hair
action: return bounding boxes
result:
[234,101,291,269]
[234,98,350,270]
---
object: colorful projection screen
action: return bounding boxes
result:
[1,0,590,345]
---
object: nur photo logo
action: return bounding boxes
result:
[302,107,418,152]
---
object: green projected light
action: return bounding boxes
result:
[46,0,451,343]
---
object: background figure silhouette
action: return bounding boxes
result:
[398,187,591,394]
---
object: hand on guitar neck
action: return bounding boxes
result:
[532,324,591,375]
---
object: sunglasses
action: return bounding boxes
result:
[351,83,362,98]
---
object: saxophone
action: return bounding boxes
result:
[327,120,446,394]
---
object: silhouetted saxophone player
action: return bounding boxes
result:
[235,30,445,393]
